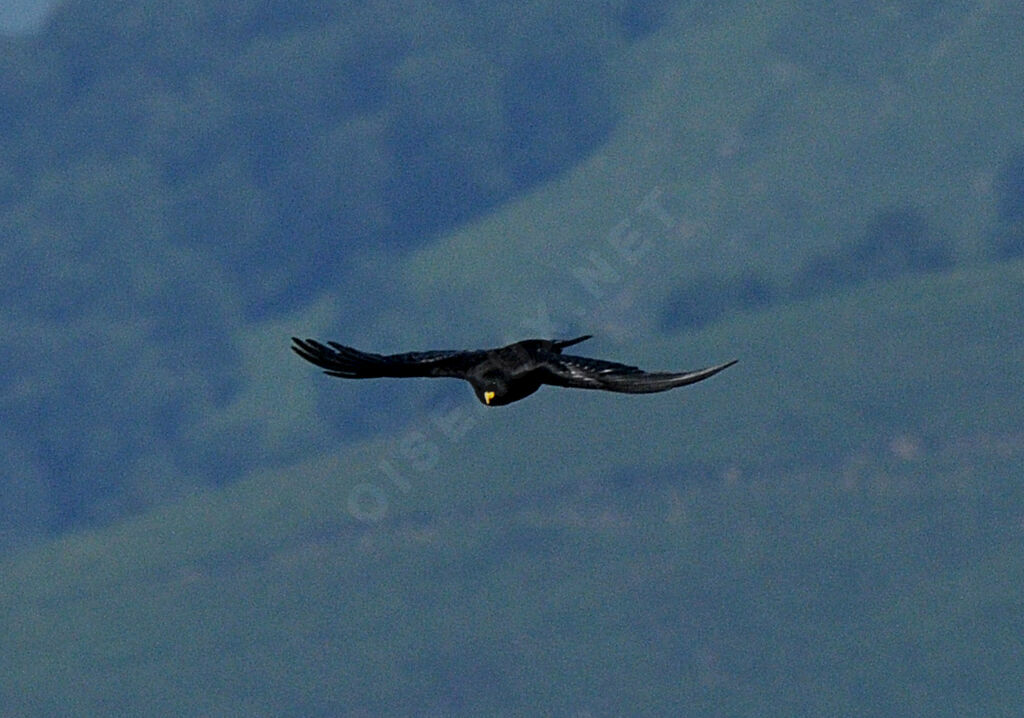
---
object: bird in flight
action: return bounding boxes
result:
[292,335,737,406]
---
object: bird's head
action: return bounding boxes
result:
[473,374,542,406]
[476,381,507,406]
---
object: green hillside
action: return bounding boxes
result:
[3,262,1022,716]
[391,2,1024,338]
[4,0,1023,543]
[3,2,1023,714]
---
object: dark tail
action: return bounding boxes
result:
[553,335,592,351]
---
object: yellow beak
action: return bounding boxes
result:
[484,391,495,405]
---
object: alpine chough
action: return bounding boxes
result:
[292,335,737,406]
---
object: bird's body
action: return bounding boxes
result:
[291,335,736,406]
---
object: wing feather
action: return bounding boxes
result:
[543,353,737,393]
[291,338,482,379]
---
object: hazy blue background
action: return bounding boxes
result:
[1,1,1022,715]
[0,0,54,34]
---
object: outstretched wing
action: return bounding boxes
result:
[291,338,483,379]
[541,353,737,394]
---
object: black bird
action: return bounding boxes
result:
[291,335,737,406]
